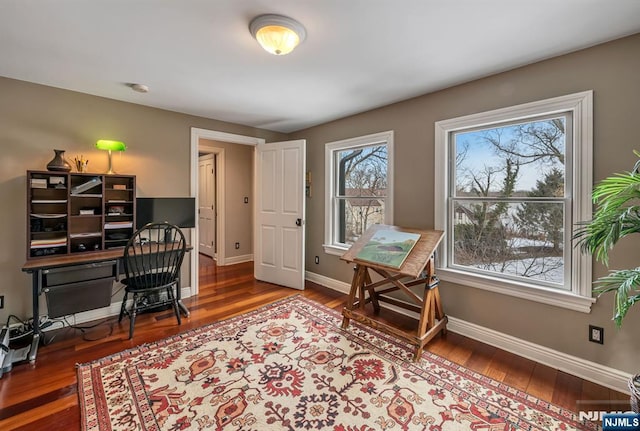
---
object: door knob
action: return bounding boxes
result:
[296,218,302,226]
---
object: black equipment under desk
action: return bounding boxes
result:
[21,245,191,362]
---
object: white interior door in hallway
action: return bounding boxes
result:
[198,154,216,258]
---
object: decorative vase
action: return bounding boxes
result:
[46,149,72,172]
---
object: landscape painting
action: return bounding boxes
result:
[355,229,420,269]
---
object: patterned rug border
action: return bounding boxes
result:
[77,294,596,431]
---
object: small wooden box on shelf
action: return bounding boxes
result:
[26,171,136,259]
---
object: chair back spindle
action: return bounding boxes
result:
[119,222,186,338]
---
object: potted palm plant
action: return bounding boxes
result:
[574,150,640,412]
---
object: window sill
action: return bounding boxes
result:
[437,267,595,313]
[323,244,348,257]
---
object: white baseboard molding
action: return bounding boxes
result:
[42,286,194,332]
[305,271,351,293]
[305,271,633,395]
[222,254,254,265]
[446,316,632,395]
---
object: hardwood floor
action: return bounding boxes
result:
[0,255,629,430]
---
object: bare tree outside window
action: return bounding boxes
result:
[436,92,593,304]
[452,117,567,285]
[325,131,393,255]
[336,145,388,245]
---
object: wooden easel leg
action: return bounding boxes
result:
[342,265,365,329]
[358,268,367,311]
[413,270,447,361]
[363,270,381,313]
[433,284,447,335]
[414,288,434,360]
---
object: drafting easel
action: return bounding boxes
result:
[341,224,446,361]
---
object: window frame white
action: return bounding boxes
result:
[434,91,594,312]
[323,131,394,256]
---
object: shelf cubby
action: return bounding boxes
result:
[27,171,136,259]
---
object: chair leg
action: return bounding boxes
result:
[173,300,182,325]
[129,293,138,339]
[118,291,128,323]
[169,286,181,325]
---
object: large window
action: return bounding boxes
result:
[324,131,393,255]
[435,92,594,311]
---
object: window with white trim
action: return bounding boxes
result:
[434,92,594,312]
[324,131,394,256]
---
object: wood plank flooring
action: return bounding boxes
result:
[0,256,630,430]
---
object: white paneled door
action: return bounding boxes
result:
[255,140,306,290]
[198,154,216,258]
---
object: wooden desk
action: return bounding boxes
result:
[341,225,445,361]
[21,244,191,362]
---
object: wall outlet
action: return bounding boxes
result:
[235,242,240,249]
[589,325,604,344]
[315,256,319,264]
[0,295,3,309]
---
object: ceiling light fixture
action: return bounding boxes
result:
[129,83,149,93]
[249,14,306,56]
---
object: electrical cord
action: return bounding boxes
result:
[4,315,34,342]
[5,310,116,345]
[4,314,26,328]
[35,314,114,345]
[62,316,114,342]
[111,283,125,298]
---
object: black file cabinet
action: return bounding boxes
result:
[43,260,117,318]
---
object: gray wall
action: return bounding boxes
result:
[0,77,285,322]
[292,33,640,374]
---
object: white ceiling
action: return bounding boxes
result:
[1,1,639,133]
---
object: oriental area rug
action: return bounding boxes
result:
[77,296,596,431]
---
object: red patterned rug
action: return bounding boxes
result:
[77,295,596,430]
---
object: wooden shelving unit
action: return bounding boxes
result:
[27,171,136,259]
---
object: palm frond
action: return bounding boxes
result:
[574,205,640,264]
[594,268,640,327]
[574,152,640,326]
[591,171,640,209]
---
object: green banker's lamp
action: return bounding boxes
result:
[96,140,126,174]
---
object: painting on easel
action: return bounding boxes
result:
[355,229,420,269]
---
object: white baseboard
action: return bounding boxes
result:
[304,271,632,395]
[223,254,253,265]
[446,316,632,395]
[305,271,351,293]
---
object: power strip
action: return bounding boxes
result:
[3,319,53,342]
[9,326,33,342]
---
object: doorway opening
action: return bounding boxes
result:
[189,128,264,297]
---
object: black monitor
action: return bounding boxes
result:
[136,197,196,229]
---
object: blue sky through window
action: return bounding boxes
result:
[454,118,565,194]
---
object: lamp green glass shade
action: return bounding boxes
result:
[96,140,126,174]
[96,140,126,152]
